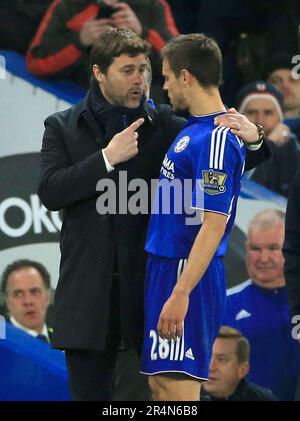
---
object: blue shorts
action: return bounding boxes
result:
[140,254,226,380]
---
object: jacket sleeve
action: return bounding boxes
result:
[140,0,179,82]
[283,166,300,318]
[143,0,179,53]
[26,0,96,78]
[37,116,109,211]
[244,140,271,172]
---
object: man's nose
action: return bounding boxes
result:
[256,112,266,126]
[258,249,270,262]
[22,292,34,305]
[133,72,143,85]
[209,358,217,372]
[281,78,291,90]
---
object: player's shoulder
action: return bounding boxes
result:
[182,119,211,147]
[208,125,245,150]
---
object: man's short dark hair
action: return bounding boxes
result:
[217,325,250,364]
[1,259,51,295]
[89,27,150,75]
[162,33,223,88]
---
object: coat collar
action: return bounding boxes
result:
[74,93,156,146]
[73,93,156,147]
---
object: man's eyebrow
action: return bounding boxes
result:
[215,352,228,357]
[10,288,24,294]
[120,63,147,70]
[120,64,136,70]
[10,287,41,293]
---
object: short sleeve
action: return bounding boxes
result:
[191,127,245,215]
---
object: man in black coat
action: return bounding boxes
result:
[38,28,270,401]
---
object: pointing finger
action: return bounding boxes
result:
[125,118,144,133]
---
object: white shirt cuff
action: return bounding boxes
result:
[101,149,114,173]
[246,140,263,151]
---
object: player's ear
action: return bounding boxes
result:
[181,69,191,86]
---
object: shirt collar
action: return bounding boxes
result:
[251,281,287,296]
[193,110,227,118]
[184,110,227,129]
[9,316,50,342]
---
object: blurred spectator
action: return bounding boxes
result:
[283,165,300,319]
[0,0,52,54]
[1,260,52,343]
[265,53,300,139]
[225,209,300,400]
[237,81,300,197]
[201,326,276,401]
[26,0,179,103]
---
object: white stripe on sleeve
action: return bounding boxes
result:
[219,127,230,170]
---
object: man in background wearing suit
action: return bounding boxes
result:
[1,259,52,343]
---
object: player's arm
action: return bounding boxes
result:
[157,211,226,340]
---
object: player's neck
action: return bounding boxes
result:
[188,86,226,116]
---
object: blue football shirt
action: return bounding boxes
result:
[145,112,246,258]
[225,280,300,400]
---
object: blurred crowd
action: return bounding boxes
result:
[1,0,300,197]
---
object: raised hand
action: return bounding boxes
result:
[79,17,113,47]
[112,2,142,36]
[268,123,291,146]
[103,118,144,166]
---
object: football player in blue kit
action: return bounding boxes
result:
[140,33,247,401]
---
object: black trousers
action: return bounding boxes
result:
[65,347,117,401]
[65,271,150,401]
[66,349,116,401]
[65,348,151,401]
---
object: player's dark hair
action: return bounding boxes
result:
[162,33,222,88]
